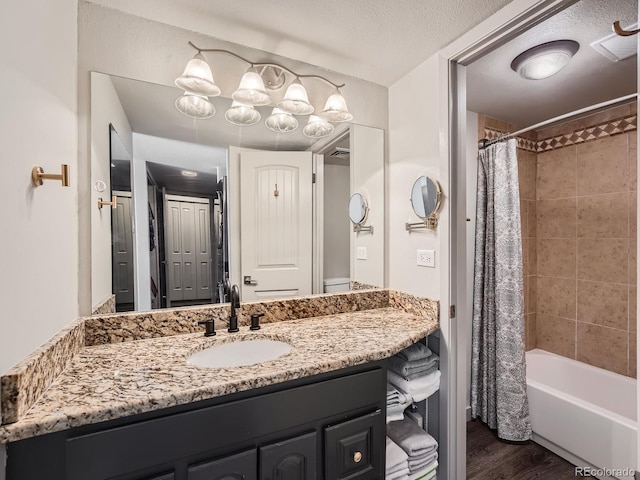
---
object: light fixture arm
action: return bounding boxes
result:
[187,42,345,90]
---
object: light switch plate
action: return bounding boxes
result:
[356,246,367,260]
[417,249,435,267]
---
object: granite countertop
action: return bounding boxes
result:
[0,306,438,443]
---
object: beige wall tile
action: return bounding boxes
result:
[630,131,637,192]
[537,198,576,238]
[577,281,628,330]
[630,333,637,379]
[526,200,537,238]
[537,276,576,319]
[577,193,629,239]
[525,313,537,351]
[577,238,628,283]
[577,323,628,375]
[520,201,527,238]
[485,116,509,132]
[522,238,529,276]
[630,191,636,239]
[630,237,636,286]
[518,151,536,201]
[577,135,629,195]
[537,119,580,139]
[537,239,576,278]
[537,147,576,199]
[529,240,537,276]
[631,286,637,334]
[574,104,631,130]
[536,314,576,359]
[526,275,537,314]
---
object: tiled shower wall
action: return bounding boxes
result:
[478,115,538,351]
[534,103,637,378]
[479,102,637,378]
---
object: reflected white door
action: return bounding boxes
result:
[240,150,313,301]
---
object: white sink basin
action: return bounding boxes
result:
[187,339,292,368]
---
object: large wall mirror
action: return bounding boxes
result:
[90,72,384,314]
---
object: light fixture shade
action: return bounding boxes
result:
[278,79,314,115]
[175,92,215,119]
[511,40,579,80]
[175,53,221,97]
[232,67,271,106]
[265,108,298,133]
[225,101,261,126]
[303,115,334,138]
[320,89,353,122]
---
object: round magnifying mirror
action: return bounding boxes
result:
[411,176,441,219]
[348,193,368,225]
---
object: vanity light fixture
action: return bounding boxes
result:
[181,170,198,177]
[303,115,334,138]
[511,40,580,80]
[224,101,261,126]
[175,41,353,127]
[265,108,298,133]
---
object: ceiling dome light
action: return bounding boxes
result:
[303,115,334,138]
[175,92,215,119]
[265,108,298,133]
[232,67,271,106]
[511,40,580,80]
[175,53,221,97]
[224,101,261,126]
[278,79,314,115]
[320,89,353,122]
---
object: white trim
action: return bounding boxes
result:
[312,153,324,294]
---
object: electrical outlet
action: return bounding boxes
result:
[356,246,367,260]
[417,249,435,267]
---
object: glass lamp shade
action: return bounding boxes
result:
[224,101,261,126]
[265,108,298,133]
[320,89,353,122]
[175,92,215,119]
[175,53,221,97]
[278,79,314,115]
[232,67,271,106]
[511,40,579,80]
[303,115,334,138]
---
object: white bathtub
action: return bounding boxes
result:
[526,349,637,480]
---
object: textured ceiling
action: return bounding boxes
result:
[467,0,638,127]
[87,0,513,86]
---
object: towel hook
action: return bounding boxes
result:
[613,21,640,37]
[31,164,70,187]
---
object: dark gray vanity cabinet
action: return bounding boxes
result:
[6,362,386,480]
[187,449,257,480]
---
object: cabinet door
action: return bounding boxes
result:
[260,431,317,480]
[188,449,257,480]
[325,410,383,480]
[147,474,175,480]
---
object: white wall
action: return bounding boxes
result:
[90,72,133,310]
[0,0,78,380]
[388,55,445,298]
[323,162,350,280]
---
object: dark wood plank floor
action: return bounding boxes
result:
[466,420,591,479]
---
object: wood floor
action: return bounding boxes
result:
[466,420,590,479]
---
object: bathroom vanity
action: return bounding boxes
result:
[0,290,439,480]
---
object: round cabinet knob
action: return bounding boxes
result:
[353,451,363,463]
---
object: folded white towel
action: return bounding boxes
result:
[387,466,410,480]
[388,369,441,402]
[397,342,432,361]
[386,437,409,471]
[408,450,438,473]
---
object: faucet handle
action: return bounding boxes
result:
[250,313,265,331]
[198,319,216,337]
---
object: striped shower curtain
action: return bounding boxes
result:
[471,138,532,442]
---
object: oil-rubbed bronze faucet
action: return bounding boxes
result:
[228,284,240,333]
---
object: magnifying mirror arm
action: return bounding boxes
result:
[353,223,373,234]
[405,214,438,231]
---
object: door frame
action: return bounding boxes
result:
[441,0,579,478]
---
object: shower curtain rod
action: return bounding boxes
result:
[479,92,638,149]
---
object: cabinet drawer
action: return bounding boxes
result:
[148,474,175,480]
[188,449,256,480]
[324,410,383,480]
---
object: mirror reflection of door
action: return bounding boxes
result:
[238,149,313,301]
